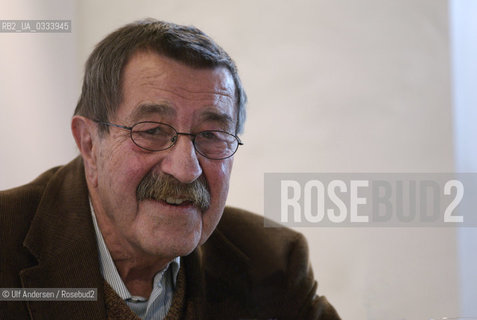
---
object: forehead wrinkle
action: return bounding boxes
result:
[127,103,176,123]
[135,74,234,102]
[129,62,236,104]
[144,86,234,103]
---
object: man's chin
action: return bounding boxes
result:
[133,202,203,256]
[140,234,201,259]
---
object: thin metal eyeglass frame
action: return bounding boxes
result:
[94,120,243,160]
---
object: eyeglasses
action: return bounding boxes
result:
[95,120,243,160]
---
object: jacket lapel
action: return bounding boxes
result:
[20,157,106,320]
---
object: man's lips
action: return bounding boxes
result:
[144,197,195,209]
[164,197,190,205]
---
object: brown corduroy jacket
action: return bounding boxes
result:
[0,157,341,320]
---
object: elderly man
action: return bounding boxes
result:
[0,19,340,320]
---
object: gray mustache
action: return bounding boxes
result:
[136,172,210,211]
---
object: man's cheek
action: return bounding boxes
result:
[119,163,147,187]
[209,161,233,187]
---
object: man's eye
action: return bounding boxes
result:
[200,131,220,140]
[144,126,166,136]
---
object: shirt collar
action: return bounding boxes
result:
[89,200,181,300]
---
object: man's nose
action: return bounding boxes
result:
[160,135,202,184]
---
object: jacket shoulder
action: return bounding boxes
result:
[205,207,341,319]
[216,206,307,268]
[0,166,62,291]
[0,166,61,231]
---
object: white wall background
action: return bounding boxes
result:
[0,0,79,186]
[0,0,471,319]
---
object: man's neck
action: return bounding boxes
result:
[89,193,174,298]
[112,255,172,298]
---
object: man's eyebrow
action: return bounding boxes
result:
[200,111,235,131]
[128,103,175,122]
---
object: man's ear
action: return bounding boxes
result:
[71,116,100,187]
